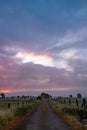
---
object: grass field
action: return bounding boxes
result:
[49,97,87,130]
[0,96,87,130]
[0,98,39,130]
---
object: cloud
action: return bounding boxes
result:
[46,28,87,53]
[0,0,87,96]
[0,53,87,96]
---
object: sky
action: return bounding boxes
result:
[0,0,87,97]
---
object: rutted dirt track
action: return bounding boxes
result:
[16,100,71,130]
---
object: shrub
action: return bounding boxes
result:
[0,115,11,128]
[14,107,29,117]
[14,102,38,117]
[62,107,87,119]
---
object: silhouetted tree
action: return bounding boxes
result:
[22,95,26,99]
[41,93,51,99]
[17,96,20,99]
[10,96,15,99]
[69,95,73,98]
[77,93,82,98]
[37,96,41,100]
[1,93,5,99]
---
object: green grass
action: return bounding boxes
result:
[14,102,38,117]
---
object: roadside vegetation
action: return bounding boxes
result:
[49,97,87,130]
[0,96,40,130]
[0,92,87,130]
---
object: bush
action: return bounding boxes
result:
[0,115,11,127]
[14,103,38,117]
[62,107,87,119]
[14,107,29,117]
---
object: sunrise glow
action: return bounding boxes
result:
[0,89,11,93]
[15,52,54,67]
[0,0,87,97]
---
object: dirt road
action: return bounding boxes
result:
[16,100,71,130]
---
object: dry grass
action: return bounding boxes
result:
[63,114,86,130]
[0,100,39,130]
[49,100,87,130]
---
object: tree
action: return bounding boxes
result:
[69,95,73,98]
[1,93,5,99]
[41,93,51,99]
[77,93,82,98]
[37,96,41,100]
